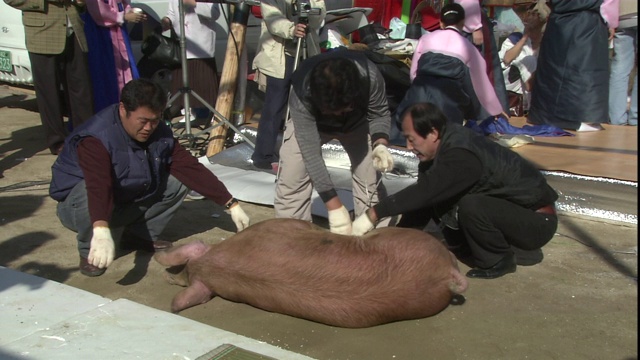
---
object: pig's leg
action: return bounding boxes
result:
[450,268,469,294]
[171,280,214,313]
[448,250,469,305]
[154,241,211,267]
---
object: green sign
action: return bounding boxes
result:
[0,51,13,72]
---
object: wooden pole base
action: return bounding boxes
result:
[206,4,251,158]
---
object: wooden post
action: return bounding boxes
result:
[206,3,251,157]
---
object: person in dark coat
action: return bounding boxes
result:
[401,3,506,125]
[527,0,619,131]
[352,102,559,279]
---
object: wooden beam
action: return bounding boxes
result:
[206,3,251,157]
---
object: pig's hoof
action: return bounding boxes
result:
[450,294,466,306]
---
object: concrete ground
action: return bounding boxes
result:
[0,85,637,360]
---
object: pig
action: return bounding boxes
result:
[154,218,468,328]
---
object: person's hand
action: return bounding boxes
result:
[472,29,483,46]
[497,111,510,120]
[294,23,307,38]
[88,226,115,269]
[229,203,250,232]
[372,144,394,173]
[328,205,352,235]
[352,211,375,236]
[608,28,616,42]
[124,10,146,23]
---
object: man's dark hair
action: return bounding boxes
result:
[404,102,447,138]
[120,79,167,114]
[440,3,465,27]
[309,57,362,112]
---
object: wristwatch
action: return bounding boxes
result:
[225,198,239,209]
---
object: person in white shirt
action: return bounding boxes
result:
[498,3,547,116]
[162,0,220,122]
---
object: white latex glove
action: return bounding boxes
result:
[229,204,250,232]
[328,205,352,235]
[352,212,375,236]
[88,226,115,269]
[372,144,394,173]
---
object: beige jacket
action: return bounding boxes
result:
[4,0,88,55]
[619,0,637,28]
[252,0,325,79]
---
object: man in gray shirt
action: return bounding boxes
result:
[274,48,394,234]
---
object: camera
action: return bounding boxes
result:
[293,0,321,25]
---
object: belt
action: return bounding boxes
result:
[536,204,556,216]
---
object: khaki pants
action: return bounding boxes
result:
[275,119,392,227]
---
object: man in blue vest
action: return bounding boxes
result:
[50,79,250,277]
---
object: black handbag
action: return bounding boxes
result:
[141,29,181,69]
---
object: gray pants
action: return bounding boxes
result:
[56,176,188,258]
[275,119,391,226]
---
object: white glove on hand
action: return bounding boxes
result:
[372,144,394,173]
[88,226,115,269]
[352,212,375,236]
[328,205,352,235]
[229,204,250,232]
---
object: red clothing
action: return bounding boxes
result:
[78,137,232,223]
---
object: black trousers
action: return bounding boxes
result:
[398,194,558,268]
[29,34,93,153]
[251,56,295,167]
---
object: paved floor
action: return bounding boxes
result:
[0,266,312,360]
[0,84,637,360]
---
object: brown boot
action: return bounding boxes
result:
[79,257,106,277]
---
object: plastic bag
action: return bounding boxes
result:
[388,17,407,40]
[320,27,350,50]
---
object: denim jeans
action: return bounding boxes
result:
[56,176,188,258]
[251,56,295,167]
[609,27,638,126]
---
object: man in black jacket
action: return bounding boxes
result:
[352,102,558,279]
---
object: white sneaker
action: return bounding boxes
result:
[178,109,196,123]
[577,122,604,132]
[178,115,196,123]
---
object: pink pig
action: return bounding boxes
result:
[154,219,468,328]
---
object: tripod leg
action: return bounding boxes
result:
[190,90,255,148]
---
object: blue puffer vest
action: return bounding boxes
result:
[49,104,175,204]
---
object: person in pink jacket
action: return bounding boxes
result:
[85,0,146,112]
[409,3,506,120]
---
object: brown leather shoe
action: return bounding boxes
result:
[79,257,106,277]
[121,230,173,252]
[153,240,173,251]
